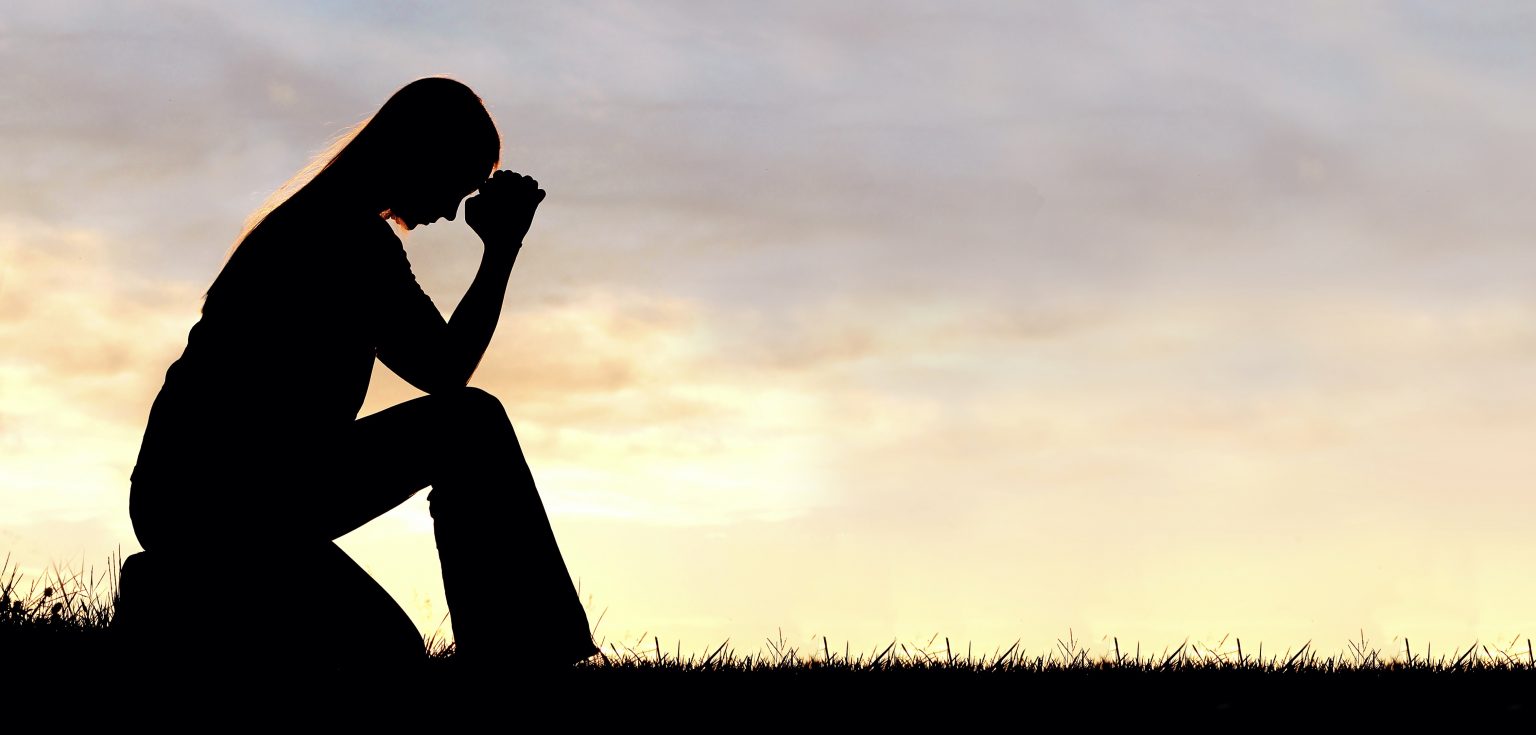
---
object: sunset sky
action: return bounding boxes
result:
[7,2,1536,658]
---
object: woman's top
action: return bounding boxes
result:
[129,189,447,514]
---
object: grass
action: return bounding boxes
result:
[1,551,119,660]
[5,552,1536,715]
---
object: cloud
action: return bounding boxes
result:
[0,218,200,548]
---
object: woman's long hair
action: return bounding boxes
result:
[202,76,501,307]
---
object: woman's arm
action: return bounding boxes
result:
[440,247,518,386]
[376,171,545,393]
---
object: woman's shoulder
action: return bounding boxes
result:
[212,201,398,295]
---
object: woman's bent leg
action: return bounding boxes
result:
[125,386,599,672]
[129,388,598,668]
[338,387,598,666]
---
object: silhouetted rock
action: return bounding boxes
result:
[114,544,425,675]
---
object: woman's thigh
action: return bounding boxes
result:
[304,392,457,541]
[133,389,504,549]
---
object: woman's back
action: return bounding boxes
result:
[129,192,433,546]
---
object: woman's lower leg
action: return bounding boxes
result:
[427,389,598,666]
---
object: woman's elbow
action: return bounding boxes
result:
[408,349,478,395]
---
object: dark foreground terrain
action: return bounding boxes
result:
[5,555,1533,720]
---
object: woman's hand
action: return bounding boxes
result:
[465,169,545,254]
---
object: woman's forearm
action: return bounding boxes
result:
[445,243,520,385]
[446,168,544,386]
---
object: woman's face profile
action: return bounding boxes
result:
[389,160,489,230]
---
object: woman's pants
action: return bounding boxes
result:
[126,386,599,669]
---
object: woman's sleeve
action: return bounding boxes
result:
[372,238,459,394]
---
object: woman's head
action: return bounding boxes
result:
[234,77,501,238]
[325,77,502,228]
[206,77,501,307]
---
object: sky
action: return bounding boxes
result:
[6,1,1536,659]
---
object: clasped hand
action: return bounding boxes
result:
[465,169,545,252]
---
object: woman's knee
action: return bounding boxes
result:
[425,386,525,468]
[434,386,509,428]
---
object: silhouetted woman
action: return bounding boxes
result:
[123,77,599,672]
